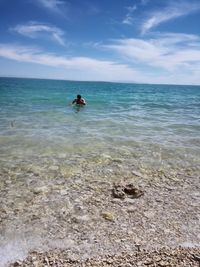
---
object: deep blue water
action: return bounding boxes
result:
[0,77,200,172]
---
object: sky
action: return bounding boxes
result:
[0,0,200,85]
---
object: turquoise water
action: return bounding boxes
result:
[0,77,200,265]
[0,77,200,174]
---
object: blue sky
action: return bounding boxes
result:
[0,0,200,84]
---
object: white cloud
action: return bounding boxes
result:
[123,5,137,25]
[141,1,200,34]
[122,16,133,26]
[102,33,200,84]
[0,43,145,82]
[141,0,149,5]
[34,0,66,14]
[1,39,200,84]
[11,22,66,46]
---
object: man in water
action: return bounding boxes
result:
[72,94,86,105]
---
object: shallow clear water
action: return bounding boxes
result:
[0,77,200,173]
[0,77,200,266]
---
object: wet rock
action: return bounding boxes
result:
[144,210,155,219]
[49,165,59,171]
[123,183,144,198]
[71,215,91,223]
[13,261,22,267]
[131,170,144,177]
[112,184,126,199]
[60,188,68,195]
[124,198,137,204]
[193,254,200,262]
[32,186,49,194]
[112,158,123,163]
[112,183,144,199]
[127,207,137,213]
[101,212,115,221]
[111,198,123,204]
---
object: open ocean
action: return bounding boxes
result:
[0,77,200,173]
[0,77,200,265]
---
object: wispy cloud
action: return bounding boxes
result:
[0,43,143,82]
[141,1,200,34]
[85,3,101,15]
[141,0,149,5]
[103,33,200,71]
[11,22,66,46]
[1,42,200,84]
[34,0,66,14]
[122,5,137,25]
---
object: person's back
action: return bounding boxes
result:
[72,94,86,105]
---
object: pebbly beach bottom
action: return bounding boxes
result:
[1,154,200,266]
[0,78,200,266]
[5,166,200,266]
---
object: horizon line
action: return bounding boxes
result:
[0,75,199,87]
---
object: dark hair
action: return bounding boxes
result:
[77,94,81,99]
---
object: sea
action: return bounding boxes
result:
[0,77,200,265]
[0,77,200,173]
